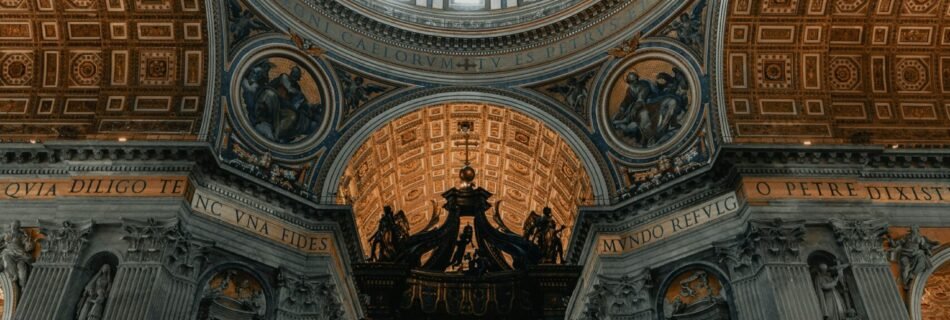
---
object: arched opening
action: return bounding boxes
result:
[194,266,269,320]
[657,263,733,320]
[921,261,950,319]
[807,251,861,320]
[72,251,120,320]
[337,103,595,256]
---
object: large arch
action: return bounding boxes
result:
[911,247,950,320]
[320,90,611,204]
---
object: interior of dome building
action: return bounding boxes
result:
[0,0,949,319]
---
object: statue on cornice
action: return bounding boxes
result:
[77,264,113,320]
[368,206,410,262]
[523,207,566,264]
[888,226,939,288]
[0,221,34,290]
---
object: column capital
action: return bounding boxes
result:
[37,220,92,265]
[580,268,653,320]
[830,219,889,265]
[276,268,345,319]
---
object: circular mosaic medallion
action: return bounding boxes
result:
[896,58,928,92]
[70,53,103,87]
[232,49,330,149]
[1,54,32,86]
[828,57,859,91]
[599,52,701,157]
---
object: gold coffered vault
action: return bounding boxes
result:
[338,103,594,254]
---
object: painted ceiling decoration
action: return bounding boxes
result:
[0,0,209,142]
[337,103,594,254]
[332,65,400,126]
[723,0,950,147]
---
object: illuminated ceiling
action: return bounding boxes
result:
[0,0,207,142]
[724,0,950,146]
[339,104,594,253]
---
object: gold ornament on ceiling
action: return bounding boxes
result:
[338,104,594,255]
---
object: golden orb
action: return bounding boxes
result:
[459,165,476,183]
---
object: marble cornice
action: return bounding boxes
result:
[566,144,950,263]
[0,142,365,263]
[299,0,631,54]
[3,143,949,267]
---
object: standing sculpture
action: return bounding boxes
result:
[0,221,34,290]
[524,207,566,264]
[368,206,409,262]
[811,262,850,320]
[888,225,940,288]
[76,265,113,320]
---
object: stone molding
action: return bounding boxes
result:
[287,0,633,54]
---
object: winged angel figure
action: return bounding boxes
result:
[547,71,595,113]
[227,0,268,41]
[667,0,707,48]
[368,206,410,262]
[522,207,566,264]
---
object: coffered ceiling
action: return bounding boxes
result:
[723,0,950,147]
[0,0,208,142]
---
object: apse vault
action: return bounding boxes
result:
[337,103,594,254]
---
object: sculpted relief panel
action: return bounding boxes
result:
[338,104,594,254]
[0,0,208,142]
[725,0,950,146]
